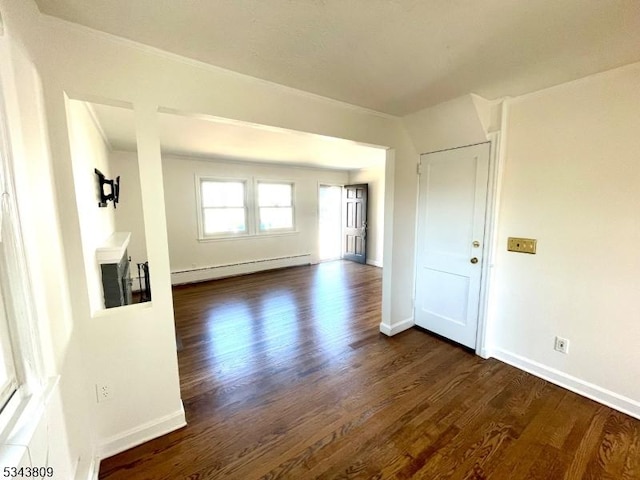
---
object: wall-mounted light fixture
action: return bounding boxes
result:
[94,168,120,208]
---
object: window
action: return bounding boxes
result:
[0,110,20,412]
[0,289,17,410]
[199,179,247,237]
[257,182,294,232]
[0,87,44,415]
[196,177,296,239]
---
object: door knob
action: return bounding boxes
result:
[470,257,478,264]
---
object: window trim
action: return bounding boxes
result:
[195,176,250,240]
[0,75,45,429]
[195,176,298,240]
[255,180,296,234]
[0,288,18,411]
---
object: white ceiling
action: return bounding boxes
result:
[36,0,640,116]
[89,103,386,170]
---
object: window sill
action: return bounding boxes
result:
[0,377,58,466]
[198,230,299,243]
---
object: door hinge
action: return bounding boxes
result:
[417,162,423,175]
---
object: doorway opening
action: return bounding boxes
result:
[318,184,343,261]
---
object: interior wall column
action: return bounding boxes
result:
[134,103,173,314]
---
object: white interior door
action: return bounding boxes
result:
[414,143,490,349]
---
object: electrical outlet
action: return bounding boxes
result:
[554,336,569,354]
[96,383,113,403]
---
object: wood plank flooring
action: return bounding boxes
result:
[99,261,640,479]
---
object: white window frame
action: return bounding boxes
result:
[196,176,250,239]
[255,180,296,234]
[0,81,44,427]
[0,288,18,411]
[195,175,298,241]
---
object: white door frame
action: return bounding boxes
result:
[413,133,504,358]
[317,182,344,263]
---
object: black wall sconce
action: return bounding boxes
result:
[94,168,120,208]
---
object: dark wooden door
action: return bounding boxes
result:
[343,184,368,264]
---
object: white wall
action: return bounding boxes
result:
[65,99,115,313]
[490,62,640,416]
[162,154,349,277]
[349,164,385,267]
[110,150,148,271]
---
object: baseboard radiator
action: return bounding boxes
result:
[171,254,312,285]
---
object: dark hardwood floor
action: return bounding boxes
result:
[99,261,640,479]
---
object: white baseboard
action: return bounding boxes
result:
[96,403,187,459]
[366,259,383,268]
[477,346,494,360]
[379,317,414,336]
[171,254,311,285]
[494,348,640,420]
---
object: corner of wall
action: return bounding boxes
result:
[470,94,503,137]
[402,94,488,155]
[379,316,414,337]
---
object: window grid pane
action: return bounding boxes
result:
[203,207,246,235]
[258,183,292,207]
[201,181,245,208]
[259,207,293,231]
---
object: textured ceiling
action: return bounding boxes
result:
[37,0,640,115]
[89,103,385,170]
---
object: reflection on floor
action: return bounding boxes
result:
[176,260,373,396]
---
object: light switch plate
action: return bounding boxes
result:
[507,237,537,254]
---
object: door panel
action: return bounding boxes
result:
[415,143,490,348]
[343,184,368,264]
[421,270,469,326]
